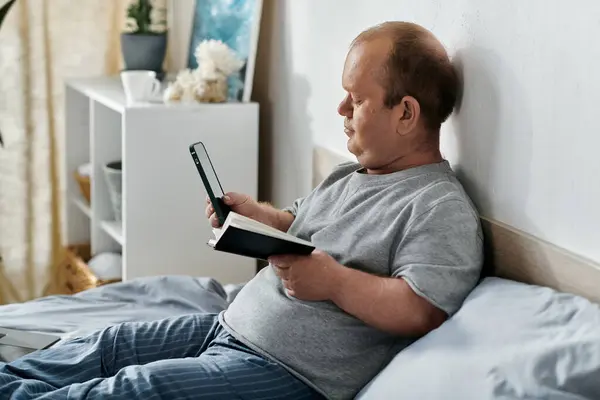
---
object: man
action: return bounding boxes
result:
[0,21,482,399]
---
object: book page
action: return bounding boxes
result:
[231,213,284,235]
[228,213,313,246]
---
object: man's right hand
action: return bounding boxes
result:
[205,193,261,228]
[204,192,295,232]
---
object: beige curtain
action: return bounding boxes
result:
[0,0,129,303]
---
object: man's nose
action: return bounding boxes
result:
[337,97,351,117]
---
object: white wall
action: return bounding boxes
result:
[172,0,600,264]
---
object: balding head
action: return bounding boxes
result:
[352,21,458,131]
[353,21,448,58]
[338,21,457,173]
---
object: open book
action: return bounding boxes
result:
[208,212,315,260]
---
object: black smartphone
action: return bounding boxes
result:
[189,141,231,225]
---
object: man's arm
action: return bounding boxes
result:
[271,251,446,336]
[333,199,483,336]
[258,203,295,232]
[257,195,303,232]
[330,268,446,336]
[270,199,483,337]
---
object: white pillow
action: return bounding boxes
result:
[357,277,600,399]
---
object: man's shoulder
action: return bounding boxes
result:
[398,172,479,222]
[411,176,473,204]
[331,160,362,176]
[316,161,361,187]
[313,160,479,219]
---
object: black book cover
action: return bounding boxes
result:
[212,225,315,261]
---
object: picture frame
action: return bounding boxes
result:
[187,0,263,102]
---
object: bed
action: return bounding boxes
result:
[0,276,245,344]
[1,146,600,399]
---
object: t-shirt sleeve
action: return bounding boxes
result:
[282,197,305,217]
[392,199,484,316]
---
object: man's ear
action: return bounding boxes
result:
[395,96,420,135]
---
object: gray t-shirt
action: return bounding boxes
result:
[220,161,483,399]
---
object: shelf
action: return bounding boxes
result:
[101,220,123,245]
[72,197,91,218]
[66,77,126,113]
[64,76,259,284]
[65,77,258,114]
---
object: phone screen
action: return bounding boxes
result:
[192,142,224,198]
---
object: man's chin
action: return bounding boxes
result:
[347,139,358,156]
[347,141,364,165]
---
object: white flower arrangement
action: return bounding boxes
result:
[195,39,245,78]
[164,39,244,104]
[162,69,202,103]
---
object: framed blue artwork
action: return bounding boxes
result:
[187,0,263,102]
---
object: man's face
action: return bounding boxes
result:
[337,39,407,171]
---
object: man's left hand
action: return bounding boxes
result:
[269,250,345,301]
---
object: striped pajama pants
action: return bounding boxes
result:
[0,313,322,399]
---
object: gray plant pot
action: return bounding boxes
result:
[121,33,167,77]
[104,161,122,222]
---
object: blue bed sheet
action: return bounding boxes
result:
[0,276,243,342]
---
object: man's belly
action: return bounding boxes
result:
[220,267,395,399]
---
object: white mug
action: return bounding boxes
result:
[121,70,161,103]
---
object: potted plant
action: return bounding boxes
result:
[0,0,17,147]
[121,0,167,80]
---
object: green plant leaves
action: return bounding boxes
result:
[126,0,153,34]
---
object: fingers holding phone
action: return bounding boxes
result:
[205,196,221,228]
[222,192,261,219]
[205,192,261,227]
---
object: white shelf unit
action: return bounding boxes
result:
[63,76,258,284]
